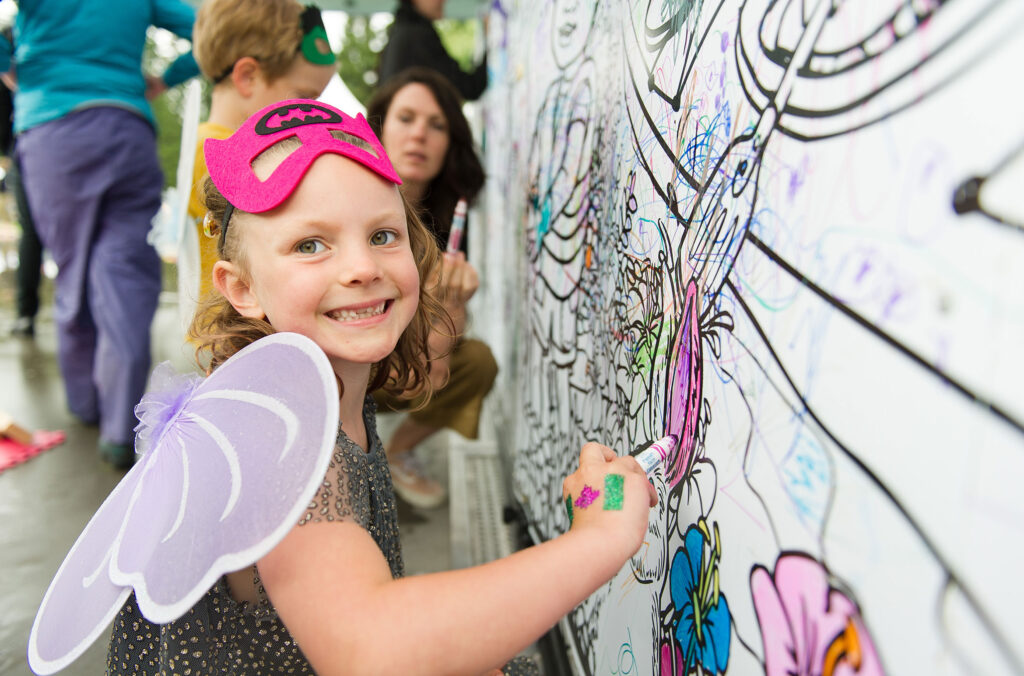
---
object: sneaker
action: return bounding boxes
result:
[99,441,134,470]
[389,453,446,509]
[10,316,34,338]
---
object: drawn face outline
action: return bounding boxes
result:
[551,0,597,68]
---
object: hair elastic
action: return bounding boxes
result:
[202,210,219,239]
[201,200,234,254]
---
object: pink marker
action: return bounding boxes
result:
[633,435,677,475]
[447,198,468,253]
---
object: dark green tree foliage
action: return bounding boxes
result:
[435,18,479,71]
[338,15,386,106]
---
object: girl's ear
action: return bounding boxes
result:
[213,260,265,319]
[230,57,262,98]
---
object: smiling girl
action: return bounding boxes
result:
[104,100,656,675]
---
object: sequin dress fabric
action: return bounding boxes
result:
[106,398,402,675]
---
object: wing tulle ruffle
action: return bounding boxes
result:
[132,361,202,459]
[27,333,339,675]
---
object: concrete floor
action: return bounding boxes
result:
[0,286,453,675]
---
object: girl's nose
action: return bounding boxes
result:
[337,245,382,285]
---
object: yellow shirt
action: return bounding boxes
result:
[187,121,233,301]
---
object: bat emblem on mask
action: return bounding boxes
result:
[256,103,344,135]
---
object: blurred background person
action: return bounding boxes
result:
[188,0,336,305]
[377,0,488,101]
[367,66,496,508]
[0,46,41,339]
[0,0,199,469]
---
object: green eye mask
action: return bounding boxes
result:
[300,4,336,66]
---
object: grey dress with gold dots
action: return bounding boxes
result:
[106,398,403,675]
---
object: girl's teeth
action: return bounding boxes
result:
[330,303,384,321]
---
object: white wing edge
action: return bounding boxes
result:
[26,465,145,675]
[26,588,133,675]
[119,333,339,625]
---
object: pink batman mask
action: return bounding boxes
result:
[204,99,401,214]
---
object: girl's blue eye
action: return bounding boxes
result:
[296,239,324,254]
[370,230,397,246]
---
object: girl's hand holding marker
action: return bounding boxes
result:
[632,434,677,475]
[563,441,660,559]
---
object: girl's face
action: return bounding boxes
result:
[380,83,450,196]
[228,154,420,371]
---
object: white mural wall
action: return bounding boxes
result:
[473,1,1024,674]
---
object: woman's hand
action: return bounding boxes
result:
[562,442,658,559]
[420,252,480,391]
[436,251,479,310]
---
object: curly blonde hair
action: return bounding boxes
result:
[188,153,453,403]
[193,0,305,83]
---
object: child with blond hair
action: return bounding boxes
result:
[189,0,337,300]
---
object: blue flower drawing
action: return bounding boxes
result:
[669,522,731,674]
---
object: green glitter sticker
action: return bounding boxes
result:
[565,495,574,524]
[604,474,624,510]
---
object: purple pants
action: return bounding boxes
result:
[17,107,162,445]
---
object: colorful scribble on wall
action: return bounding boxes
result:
[475,0,1024,674]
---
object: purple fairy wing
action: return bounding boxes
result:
[27,332,338,673]
[26,467,142,674]
[111,332,338,621]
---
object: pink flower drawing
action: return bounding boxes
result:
[751,553,884,676]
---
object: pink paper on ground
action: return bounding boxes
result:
[0,430,66,474]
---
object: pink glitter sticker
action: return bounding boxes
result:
[574,485,601,509]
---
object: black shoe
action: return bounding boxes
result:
[99,441,135,470]
[11,316,34,338]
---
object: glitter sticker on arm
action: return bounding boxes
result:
[604,474,624,510]
[574,485,601,509]
[565,495,574,524]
